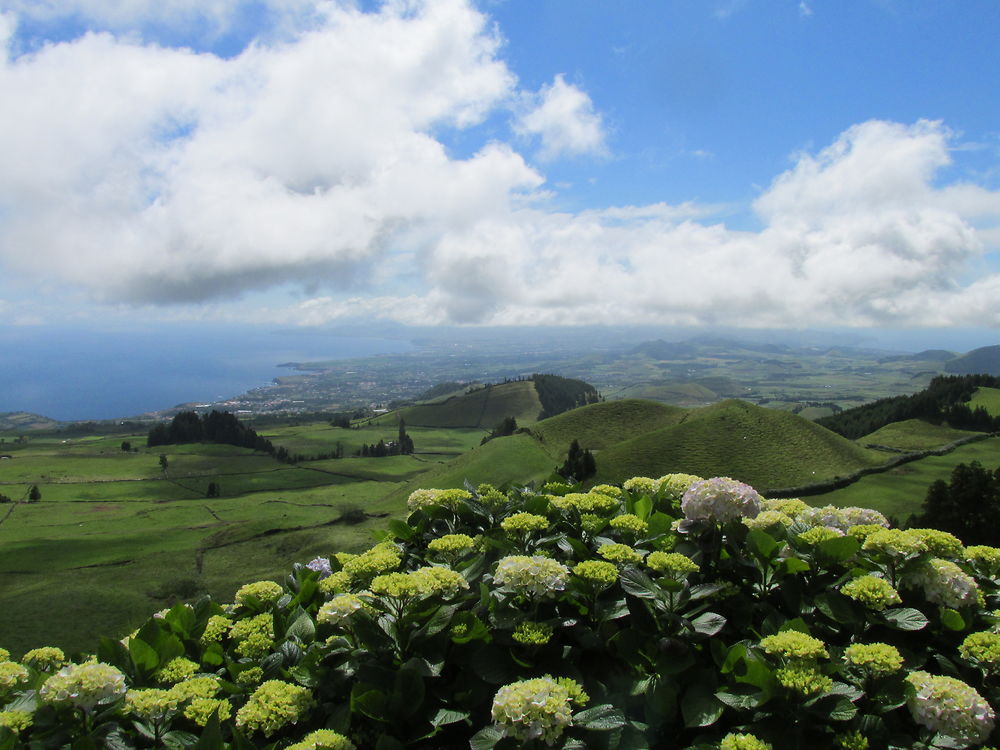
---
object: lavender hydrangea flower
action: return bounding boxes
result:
[681,477,763,525]
[305,557,332,579]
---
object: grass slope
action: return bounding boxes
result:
[401,381,543,428]
[969,386,1000,416]
[592,399,886,490]
[533,399,687,458]
[859,419,976,451]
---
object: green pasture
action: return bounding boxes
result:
[534,399,687,456]
[810,436,1000,520]
[969,386,1000,416]
[859,419,976,451]
[402,380,542,428]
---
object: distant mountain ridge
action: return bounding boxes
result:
[944,345,1000,376]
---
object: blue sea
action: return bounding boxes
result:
[0,325,413,421]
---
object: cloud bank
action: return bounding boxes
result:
[0,0,999,328]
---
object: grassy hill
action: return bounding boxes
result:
[401,381,543,428]
[591,399,885,491]
[969,386,1000,416]
[533,399,687,457]
[859,418,975,451]
[944,344,1000,375]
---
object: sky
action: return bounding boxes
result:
[1,0,1000,334]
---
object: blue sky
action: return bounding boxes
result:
[0,0,999,333]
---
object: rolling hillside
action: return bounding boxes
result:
[400,381,543,428]
[859,419,975,451]
[532,399,687,456]
[591,399,886,490]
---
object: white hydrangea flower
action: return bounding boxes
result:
[906,670,995,744]
[907,558,979,610]
[681,477,763,524]
[40,662,127,711]
[493,556,570,599]
[317,594,366,626]
[491,677,586,745]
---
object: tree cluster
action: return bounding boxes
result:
[480,416,518,445]
[558,438,596,481]
[532,373,601,420]
[817,374,1000,439]
[910,460,1000,545]
[357,419,414,458]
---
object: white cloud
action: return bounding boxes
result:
[514,74,607,160]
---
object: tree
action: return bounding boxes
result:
[558,439,597,482]
[206,482,220,498]
[121,441,132,452]
[159,454,169,473]
[28,485,41,502]
[911,461,1000,545]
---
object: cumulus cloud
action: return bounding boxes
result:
[514,74,607,160]
[1,0,999,331]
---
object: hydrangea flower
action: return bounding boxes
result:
[906,671,995,744]
[966,545,1000,576]
[501,512,550,534]
[591,484,624,498]
[840,575,902,610]
[598,543,644,565]
[0,661,29,689]
[656,473,704,506]
[184,698,232,726]
[719,732,772,750]
[796,526,845,545]
[646,551,700,579]
[200,615,233,644]
[775,665,833,697]
[318,593,367,625]
[169,676,221,702]
[427,533,477,556]
[490,676,587,745]
[21,646,66,671]
[318,571,352,596]
[341,543,402,580]
[512,621,554,645]
[959,631,1000,670]
[799,505,889,532]
[843,643,904,674]
[907,558,979,609]
[230,613,275,659]
[846,524,886,542]
[622,477,657,496]
[759,631,828,662]
[40,662,127,710]
[909,528,965,558]
[573,560,619,588]
[580,513,606,535]
[286,729,356,750]
[549,492,619,515]
[234,580,284,607]
[835,730,869,750]
[862,528,927,559]
[125,688,180,723]
[493,556,570,599]
[409,566,470,598]
[235,680,312,737]
[305,557,333,579]
[743,510,793,530]
[0,710,32,734]
[681,477,762,524]
[236,667,263,686]
[762,498,810,517]
[610,513,649,537]
[156,657,199,685]
[406,488,471,512]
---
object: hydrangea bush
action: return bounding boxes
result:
[3,474,1000,748]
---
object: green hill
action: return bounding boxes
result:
[944,344,1000,375]
[401,381,543,428]
[859,418,975,451]
[969,386,1000,416]
[533,399,687,457]
[591,399,885,491]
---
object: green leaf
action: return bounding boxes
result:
[162,730,199,749]
[817,535,861,563]
[690,612,726,637]
[285,609,316,643]
[573,704,627,731]
[618,567,662,599]
[815,592,861,625]
[715,686,767,710]
[824,696,858,721]
[469,726,504,750]
[351,687,388,722]
[681,683,724,728]
[940,608,966,631]
[432,708,471,727]
[127,637,160,674]
[646,512,674,537]
[747,529,779,560]
[633,496,653,521]
[387,519,415,540]
[882,607,929,631]
[782,556,810,574]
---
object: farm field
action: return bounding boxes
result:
[810,435,1000,520]
[0,419,491,656]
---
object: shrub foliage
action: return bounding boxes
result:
[3,476,1000,749]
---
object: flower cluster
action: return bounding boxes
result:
[125,688,180,723]
[406,488,471,512]
[646,551,700,578]
[966,545,1000,576]
[907,558,980,609]
[427,533,476,556]
[493,555,570,599]
[234,580,284,607]
[21,646,66,671]
[759,631,828,662]
[743,510,793,530]
[156,657,200,684]
[501,512,550,534]
[549,492,619,515]
[862,528,927,559]
[235,680,313,737]
[909,528,965,558]
[609,513,648,536]
[341,542,402,580]
[286,729,357,750]
[843,643,904,674]
[512,621,554,645]
[681,477,762,524]
[573,560,619,587]
[0,710,32,734]
[719,732,772,750]
[798,505,889,532]
[959,631,1000,670]
[40,662,127,710]
[317,594,367,626]
[597,543,644,565]
[0,661,28,690]
[840,575,902,610]
[656,473,704,507]
[490,676,587,745]
[229,613,275,659]
[906,671,995,744]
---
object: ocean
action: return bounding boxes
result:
[0,324,413,421]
